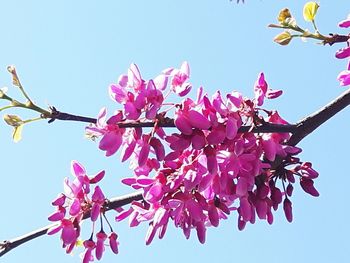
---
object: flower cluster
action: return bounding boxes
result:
[48,161,119,263]
[84,62,319,246]
[336,14,350,86]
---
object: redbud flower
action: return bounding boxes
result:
[335,46,350,59]
[335,14,350,86]
[108,232,119,254]
[82,239,96,263]
[91,186,106,221]
[300,178,319,197]
[95,231,107,260]
[338,14,350,28]
[169,61,192,96]
[338,69,350,86]
[254,72,282,106]
[337,61,350,86]
[283,198,293,222]
[61,219,78,246]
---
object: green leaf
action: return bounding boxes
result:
[303,2,319,22]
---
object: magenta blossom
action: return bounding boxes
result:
[335,46,350,59]
[254,72,282,106]
[339,13,350,28]
[337,61,350,86]
[164,61,192,96]
[335,13,350,84]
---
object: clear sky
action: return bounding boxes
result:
[0,1,349,263]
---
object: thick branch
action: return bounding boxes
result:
[1,88,349,257]
[50,110,298,133]
[288,88,350,146]
[0,191,143,257]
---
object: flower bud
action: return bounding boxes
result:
[278,8,292,23]
[7,65,20,87]
[95,231,107,260]
[286,184,294,197]
[283,198,293,222]
[274,31,292,46]
[300,178,319,197]
[0,87,8,98]
[4,114,23,127]
[108,232,119,254]
[138,143,150,167]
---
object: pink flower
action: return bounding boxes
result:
[86,108,125,157]
[138,139,151,167]
[283,198,293,222]
[61,219,78,246]
[174,109,193,135]
[335,46,350,59]
[338,14,350,28]
[187,110,211,130]
[95,231,107,260]
[337,61,350,86]
[296,162,319,179]
[338,69,350,86]
[128,63,144,92]
[108,63,167,123]
[254,73,282,106]
[207,199,230,227]
[82,239,96,263]
[300,178,319,197]
[145,80,164,119]
[108,232,119,254]
[145,207,170,245]
[167,61,192,96]
[91,186,106,221]
[109,76,128,104]
[149,137,165,161]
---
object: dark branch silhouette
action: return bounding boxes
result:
[49,108,298,133]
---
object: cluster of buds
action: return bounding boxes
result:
[48,161,118,262]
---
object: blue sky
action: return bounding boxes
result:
[0,1,349,262]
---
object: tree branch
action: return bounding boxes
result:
[0,191,143,257]
[50,109,299,133]
[1,88,349,258]
[288,88,350,146]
